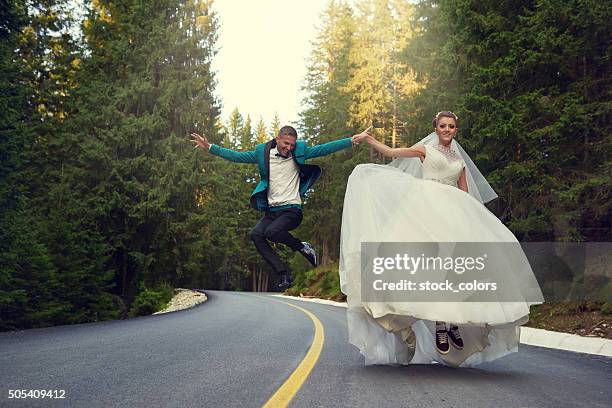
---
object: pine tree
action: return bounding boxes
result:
[1,0,118,330]
[241,114,253,149]
[61,0,221,305]
[270,112,281,138]
[0,0,56,330]
[298,0,360,265]
[226,107,243,148]
[405,0,611,241]
[300,0,354,137]
[255,116,268,144]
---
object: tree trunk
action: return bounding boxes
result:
[264,270,269,292]
[252,265,256,292]
[583,54,588,165]
[322,239,330,266]
[258,268,263,292]
[121,249,127,298]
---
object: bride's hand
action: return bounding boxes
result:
[352,126,372,145]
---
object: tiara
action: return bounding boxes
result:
[435,111,459,120]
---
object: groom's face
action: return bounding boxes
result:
[276,134,296,157]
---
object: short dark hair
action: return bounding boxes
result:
[278,125,298,138]
[432,111,459,127]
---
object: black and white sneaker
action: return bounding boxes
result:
[447,325,464,350]
[277,274,293,290]
[435,323,450,354]
[300,241,318,267]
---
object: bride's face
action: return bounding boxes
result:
[435,117,457,145]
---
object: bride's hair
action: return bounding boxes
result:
[432,111,459,127]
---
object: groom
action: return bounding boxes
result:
[191,125,366,289]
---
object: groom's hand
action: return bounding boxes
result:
[190,132,211,150]
[352,126,372,145]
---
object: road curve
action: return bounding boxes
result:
[1,291,610,407]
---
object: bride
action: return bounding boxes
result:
[340,111,543,367]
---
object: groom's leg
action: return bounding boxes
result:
[250,214,290,274]
[263,208,304,251]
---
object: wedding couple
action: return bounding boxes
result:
[190,112,543,367]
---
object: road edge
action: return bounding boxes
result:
[271,294,612,357]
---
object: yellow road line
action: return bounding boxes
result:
[262,299,325,408]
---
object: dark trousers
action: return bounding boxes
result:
[249,208,303,275]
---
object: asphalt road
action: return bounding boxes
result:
[1,291,610,407]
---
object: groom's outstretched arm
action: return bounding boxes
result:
[209,144,257,164]
[190,132,257,164]
[304,127,370,159]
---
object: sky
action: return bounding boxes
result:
[211,0,330,128]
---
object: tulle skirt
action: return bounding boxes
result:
[339,164,543,367]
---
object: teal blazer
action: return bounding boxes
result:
[209,137,353,211]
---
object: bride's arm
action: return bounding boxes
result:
[457,168,468,192]
[363,135,425,159]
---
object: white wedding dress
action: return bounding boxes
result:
[339,144,543,367]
